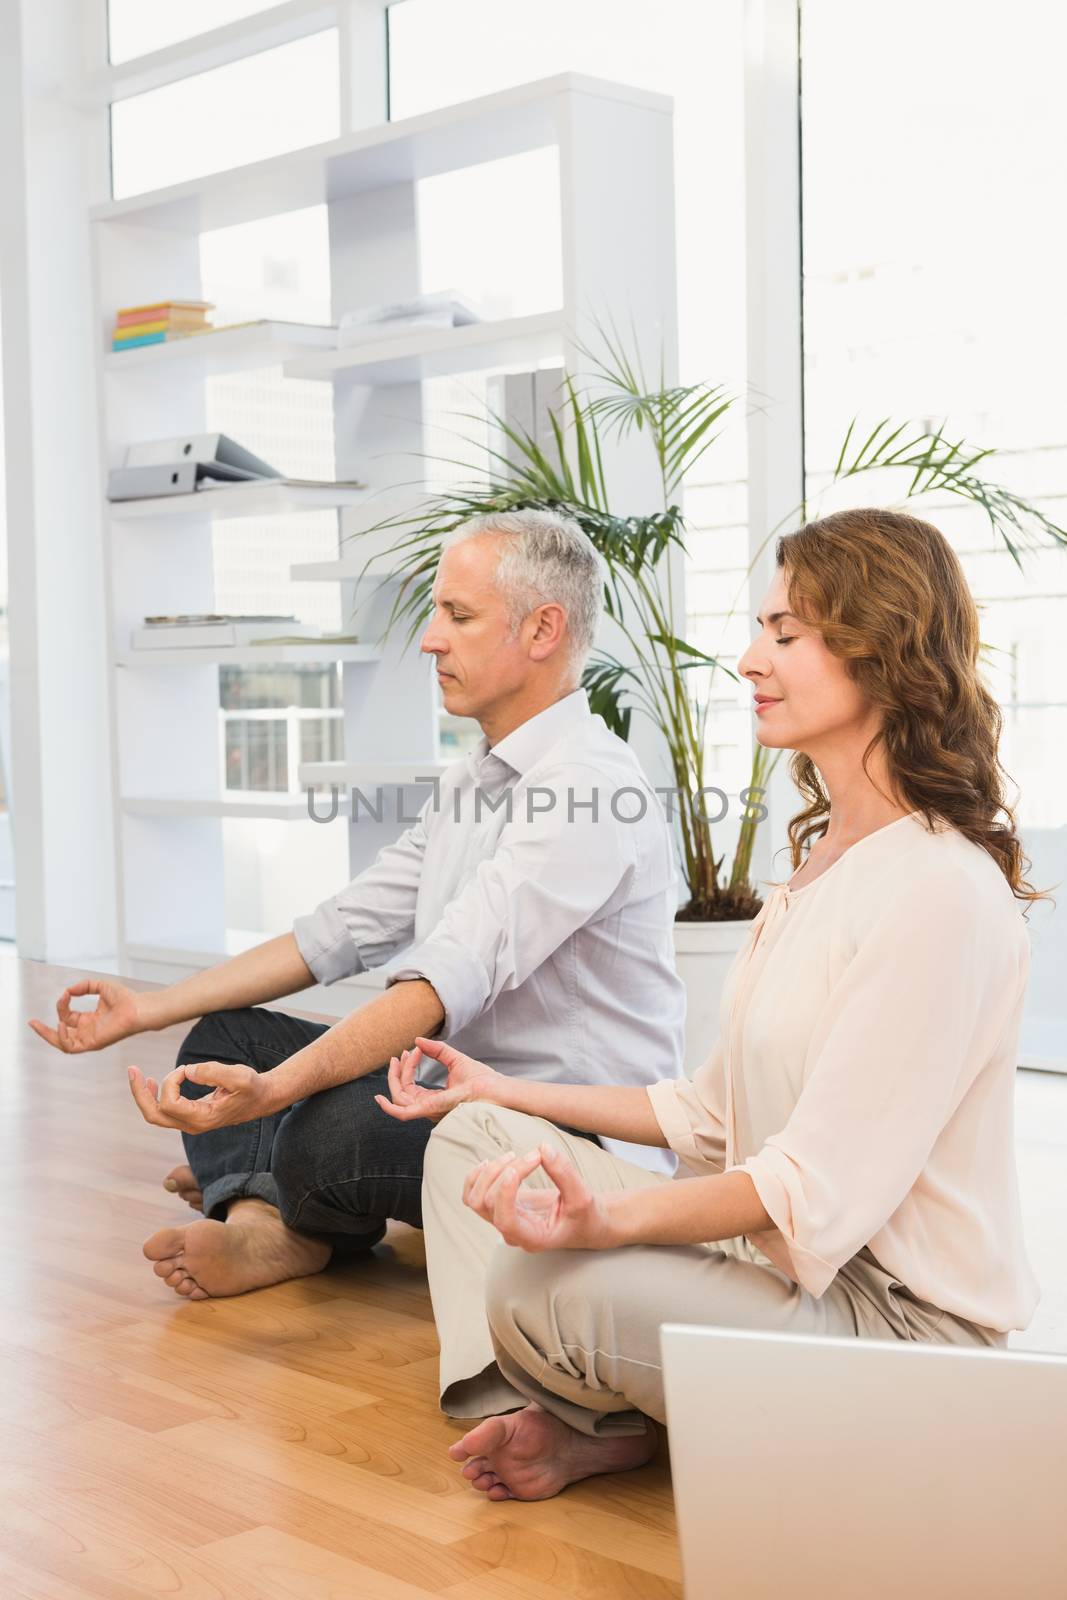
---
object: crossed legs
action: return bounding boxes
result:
[421,1101,995,1501]
[144,1006,431,1298]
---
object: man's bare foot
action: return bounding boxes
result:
[448,1401,656,1501]
[162,1164,203,1212]
[142,1198,331,1300]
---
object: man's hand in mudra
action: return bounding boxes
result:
[374,1035,502,1123]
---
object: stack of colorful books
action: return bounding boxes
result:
[111,300,214,352]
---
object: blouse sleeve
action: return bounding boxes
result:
[735,863,1030,1296]
[647,1037,729,1174]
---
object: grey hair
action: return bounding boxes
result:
[442,507,605,670]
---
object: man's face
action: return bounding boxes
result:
[419,536,538,723]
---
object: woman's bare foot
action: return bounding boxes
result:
[142,1198,332,1300]
[162,1163,203,1212]
[448,1402,656,1501]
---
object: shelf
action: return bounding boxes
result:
[109,482,370,520]
[89,73,671,233]
[298,760,447,787]
[116,643,380,667]
[283,311,566,385]
[122,790,352,820]
[104,320,337,376]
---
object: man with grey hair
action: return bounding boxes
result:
[34,508,686,1337]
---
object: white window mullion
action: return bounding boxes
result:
[743,0,805,889]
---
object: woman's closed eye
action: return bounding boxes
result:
[775,635,796,646]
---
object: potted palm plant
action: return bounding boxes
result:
[348,335,1065,1066]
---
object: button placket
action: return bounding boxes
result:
[723,884,790,1163]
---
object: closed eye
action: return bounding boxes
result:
[775,635,796,646]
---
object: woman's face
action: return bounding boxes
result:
[738,567,875,754]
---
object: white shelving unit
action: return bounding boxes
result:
[109,482,372,520]
[115,644,380,668]
[91,70,679,979]
[122,792,352,821]
[104,319,338,376]
[282,310,566,386]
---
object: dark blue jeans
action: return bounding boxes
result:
[177,1006,432,1248]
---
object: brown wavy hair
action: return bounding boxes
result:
[776,507,1048,909]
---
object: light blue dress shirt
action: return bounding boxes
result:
[294,689,685,1172]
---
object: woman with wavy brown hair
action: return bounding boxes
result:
[378,507,1043,1502]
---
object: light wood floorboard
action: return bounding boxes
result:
[3,956,681,1599]
[9,952,1067,1597]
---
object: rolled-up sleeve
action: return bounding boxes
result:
[292,803,430,986]
[735,866,1029,1297]
[647,1039,728,1173]
[385,767,635,1035]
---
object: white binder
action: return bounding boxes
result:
[124,433,281,480]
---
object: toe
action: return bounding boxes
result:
[487,1484,512,1501]
[164,1268,187,1287]
[453,1415,509,1460]
[461,1456,489,1481]
[153,1256,181,1279]
[144,1226,186,1262]
[175,1278,197,1297]
[471,1472,498,1492]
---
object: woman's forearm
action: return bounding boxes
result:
[605,1169,773,1247]
[486,1076,669,1148]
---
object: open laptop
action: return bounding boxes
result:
[661,1325,1067,1599]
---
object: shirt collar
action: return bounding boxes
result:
[468,689,592,780]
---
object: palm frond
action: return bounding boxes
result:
[831,417,1067,567]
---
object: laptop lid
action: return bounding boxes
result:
[661,1324,1067,1599]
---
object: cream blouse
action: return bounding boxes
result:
[647,812,1040,1333]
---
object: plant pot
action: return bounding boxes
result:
[672,919,753,1077]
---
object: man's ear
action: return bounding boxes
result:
[526,602,568,661]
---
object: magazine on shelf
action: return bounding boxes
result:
[336,290,484,349]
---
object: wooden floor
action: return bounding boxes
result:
[1,957,682,1600]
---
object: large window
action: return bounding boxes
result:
[0,289,11,939]
[108,1,281,64]
[388,0,753,800]
[111,31,340,196]
[800,0,1066,1061]
[801,0,1067,831]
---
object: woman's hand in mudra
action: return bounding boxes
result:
[464,1144,616,1253]
[374,1035,502,1123]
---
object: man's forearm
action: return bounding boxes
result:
[605,1169,773,1247]
[261,978,445,1112]
[486,1076,669,1148]
[136,933,316,1033]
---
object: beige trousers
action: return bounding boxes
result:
[421,1102,1007,1437]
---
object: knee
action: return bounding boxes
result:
[175,1007,257,1068]
[424,1100,522,1190]
[426,1100,485,1161]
